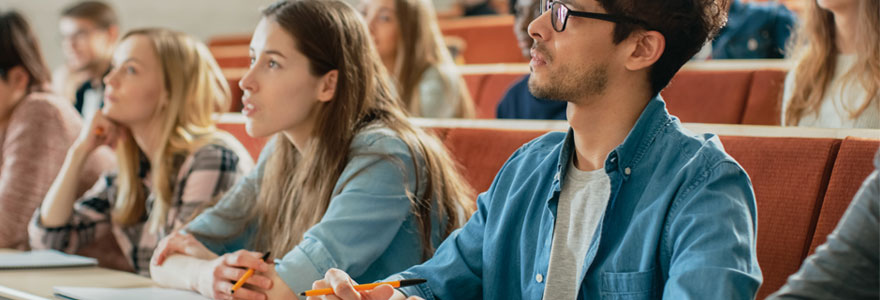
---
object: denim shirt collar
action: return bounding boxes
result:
[552,95,673,189]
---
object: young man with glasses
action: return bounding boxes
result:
[53,1,118,119]
[310,0,761,298]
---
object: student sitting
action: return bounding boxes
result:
[709,0,797,59]
[495,0,567,120]
[313,0,762,298]
[29,28,253,276]
[54,1,120,119]
[0,10,112,250]
[361,0,475,118]
[768,148,880,299]
[148,0,474,299]
[781,0,879,128]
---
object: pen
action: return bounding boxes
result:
[300,278,427,297]
[230,251,271,294]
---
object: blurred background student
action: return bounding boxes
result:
[30,28,253,275]
[495,0,566,120]
[781,0,879,128]
[707,0,797,59]
[362,0,475,118]
[53,1,119,120]
[0,10,112,250]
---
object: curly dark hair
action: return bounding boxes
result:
[597,0,729,95]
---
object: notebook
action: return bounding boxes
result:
[53,287,209,300]
[0,250,97,269]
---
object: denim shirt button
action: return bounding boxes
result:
[535,273,544,283]
[624,167,632,175]
[554,172,560,181]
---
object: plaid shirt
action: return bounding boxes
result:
[29,142,253,275]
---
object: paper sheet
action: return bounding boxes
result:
[0,250,97,269]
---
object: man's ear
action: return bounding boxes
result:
[623,30,665,72]
[316,70,338,103]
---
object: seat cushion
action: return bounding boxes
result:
[720,136,840,299]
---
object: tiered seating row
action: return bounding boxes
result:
[216,116,878,299]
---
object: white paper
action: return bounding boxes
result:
[53,286,209,300]
[0,250,97,269]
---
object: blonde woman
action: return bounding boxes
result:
[30,28,254,275]
[362,0,475,118]
[148,0,474,298]
[781,0,879,128]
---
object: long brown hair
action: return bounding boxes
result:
[251,0,473,259]
[0,10,51,92]
[392,0,475,118]
[112,28,235,233]
[784,0,880,125]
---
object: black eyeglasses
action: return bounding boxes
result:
[542,0,647,32]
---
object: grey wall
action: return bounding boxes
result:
[1,0,282,70]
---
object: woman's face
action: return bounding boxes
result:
[361,0,400,64]
[817,0,858,13]
[102,35,164,126]
[239,18,331,139]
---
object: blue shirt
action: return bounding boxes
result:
[392,96,762,299]
[711,0,797,59]
[185,126,446,299]
[496,75,568,120]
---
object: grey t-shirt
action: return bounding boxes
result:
[542,161,611,300]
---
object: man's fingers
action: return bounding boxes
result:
[326,269,360,300]
[362,284,395,300]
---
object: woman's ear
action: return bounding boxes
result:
[7,66,30,92]
[316,70,339,103]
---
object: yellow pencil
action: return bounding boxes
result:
[300,279,427,297]
[230,252,271,294]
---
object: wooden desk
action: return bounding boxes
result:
[0,249,153,300]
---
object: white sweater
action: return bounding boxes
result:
[781,54,880,129]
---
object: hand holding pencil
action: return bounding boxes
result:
[196,250,274,300]
[306,268,425,300]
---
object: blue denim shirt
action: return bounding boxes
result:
[185,126,445,299]
[392,96,762,299]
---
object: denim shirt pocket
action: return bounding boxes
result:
[600,268,658,300]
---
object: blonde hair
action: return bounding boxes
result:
[392,0,475,118]
[784,0,880,125]
[248,0,474,259]
[112,28,233,233]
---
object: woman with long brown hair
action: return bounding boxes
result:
[0,10,112,250]
[781,0,879,128]
[361,0,475,118]
[149,0,474,298]
[30,28,253,275]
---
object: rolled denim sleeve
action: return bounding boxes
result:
[275,136,420,297]
[662,161,762,299]
[392,146,531,299]
[394,193,488,299]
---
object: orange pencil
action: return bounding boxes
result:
[300,279,427,297]
[230,252,271,294]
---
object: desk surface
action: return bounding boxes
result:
[0,249,153,300]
